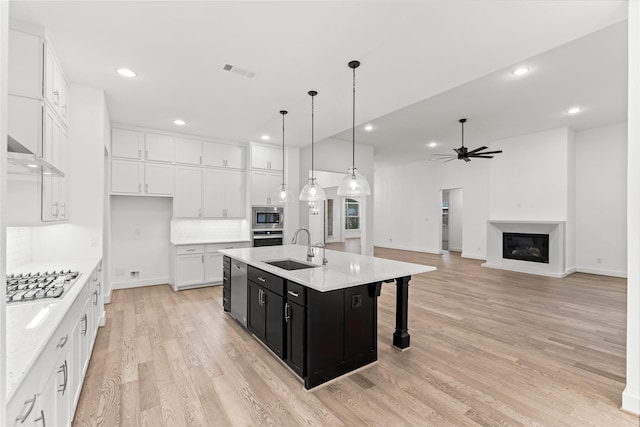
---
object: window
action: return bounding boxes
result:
[345,198,359,230]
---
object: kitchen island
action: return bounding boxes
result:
[219,245,435,389]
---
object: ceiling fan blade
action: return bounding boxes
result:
[467,146,488,155]
[481,150,502,155]
[469,155,494,158]
[432,153,457,157]
[444,158,457,163]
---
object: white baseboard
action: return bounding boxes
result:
[111,276,170,290]
[449,246,462,252]
[99,310,106,327]
[374,243,440,255]
[622,388,640,416]
[103,292,111,304]
[461,252,486,261]
[576,266,627,278]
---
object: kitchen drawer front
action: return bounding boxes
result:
[248,266,284,296]
[176,244,204,255]
[7,363,40,426]
[207,241,250,252]
[222,287,230,312]
[223,268,230,289]
[40,292,83,373]
[286,281,306,306]
[223,255,231,268]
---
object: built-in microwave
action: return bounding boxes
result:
[252,206,284,230]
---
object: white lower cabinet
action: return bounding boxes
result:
[7,261,104,427]
[171,242,250,291]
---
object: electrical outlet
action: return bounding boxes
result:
[130,271,139,279]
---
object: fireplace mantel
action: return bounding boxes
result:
[482,220,571,278]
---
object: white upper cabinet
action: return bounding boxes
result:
[174,166,202,218]
[8,29,43,99]
[144,163,174,195]
[251,144,282,171]
[175,137,202,165]
[144,133,174,162]
[203,142,245,169]
[111,160,144,194]
[111,129,174,163]
[203,169,245,218]
[251,170,282,206]
[111,128,144,160]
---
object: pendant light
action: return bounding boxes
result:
[337,60,371,197]
[272,110,293,204]
[299,90,326,202]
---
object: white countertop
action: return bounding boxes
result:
[219,245,436,292]
[171,238,251,245]
[5,257,101,401]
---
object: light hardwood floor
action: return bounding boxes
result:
[73,249,638,426]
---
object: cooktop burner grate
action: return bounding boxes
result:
[6,270,81,303]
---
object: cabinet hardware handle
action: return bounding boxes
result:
[94,290,98,306]
[223,277,228,281]
[81,314,88,336]
[138,149,142,159]
[284,302,290,322]
[57,334,68,348]
[53,89,59,105]
[199,155,202,165]
[15,394,37,423]
[257,277,266,283]
[287,291,299,298]
[145,149,149,159]
[34,409,46,427]
[58,360,68,394]
[186,249,196,252]
[62,104,67,117]
[138,183,141,193]
[261,289,266,305]
[60,204,66,218]
[145,183,149,193]
[198,208,201,218]
[202,255,205,263]
[98,282,101,296]
[93,273,98,282]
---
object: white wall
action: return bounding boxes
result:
[110,196,172,288]
[5,227,31,271]
[31,85,107,262]
[575,122,627,277]
[448,188,463,252]
[623,0,640,415]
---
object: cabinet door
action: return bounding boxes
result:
[174,166,202,218]
[202,168,224,218]
[264,288,285,358]
[58,130,69,219]
[176,254,205,288]
[112,129,144,160]
[144,164,173,195]
[42,110,60,221]
[205,252,223,284]
[37,364,58,427]
[44,46,56,106]
[8,30,43,99]
[111,160,144,194]
[247,281,266,339]
[286,301,305,377]
[224,145,245,169]
[201,141,225,168]
[71,304,89,412]
[251,145,282,170]
[145,133,174,162]
[250,170,268,206]
[175,137,202,165]
[224,170,245,218]
[54,346,71,427]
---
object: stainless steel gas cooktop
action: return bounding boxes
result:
[6,270,81,303]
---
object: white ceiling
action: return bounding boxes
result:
[9,1,629,165]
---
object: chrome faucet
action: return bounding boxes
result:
[313,243,328,266]
[292,228,314,260]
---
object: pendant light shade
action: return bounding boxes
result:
[272,110,293,204]
[337,60,371,197]
[299,90,326,202]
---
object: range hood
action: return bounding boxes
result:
[7,135,64,177]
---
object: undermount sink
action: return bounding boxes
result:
[264,258,320,271]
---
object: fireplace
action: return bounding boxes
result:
[502,232,549,264]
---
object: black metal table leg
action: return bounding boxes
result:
[393,276,411,349]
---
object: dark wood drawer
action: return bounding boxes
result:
[223,268,230,289]
[286,281,306,306]
[222,287,230,312]
[248,266,284,296]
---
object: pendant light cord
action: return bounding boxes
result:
[280,110,287,187]
[352,64,356,173]
[309,91,317,181]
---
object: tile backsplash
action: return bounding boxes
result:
[6,227,33,272]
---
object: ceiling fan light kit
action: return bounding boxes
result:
[432,118,503,162]
[299,90,327,202]
[337,60,371,197]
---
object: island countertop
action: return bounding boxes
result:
[218,244,435,292]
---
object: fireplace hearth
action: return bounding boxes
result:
[503,232,549,264]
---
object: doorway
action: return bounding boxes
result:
[441,188,463,253]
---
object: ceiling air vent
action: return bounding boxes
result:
[222,64,256,78]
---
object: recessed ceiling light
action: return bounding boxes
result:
[428,142,437,148]
[512,67,530,76]
[568,107,581,115]
[173,119,186,126]
[261,135,270,141]
[364,125,373,131]
[117,68,136,78]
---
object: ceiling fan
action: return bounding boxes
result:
[432,118,503,162]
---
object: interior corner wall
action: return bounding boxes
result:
[489,128,571,221]
[575,122,627,277]
[110,196,172,288]
[448,188,463,252]
[31,84,106,261]
[566,128,576,272]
